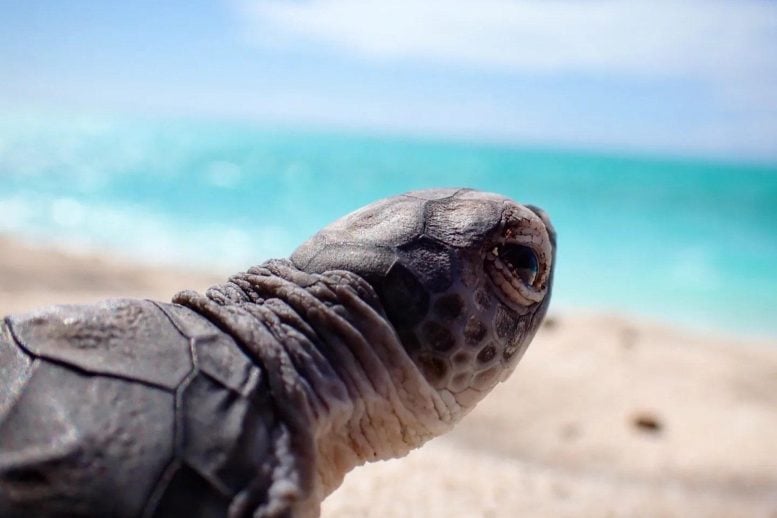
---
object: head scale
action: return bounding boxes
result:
[291,188,556,410]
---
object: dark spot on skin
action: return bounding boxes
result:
[421,321,457,352]
[503,344,519,361]
[474,288,491,310]
[379,263,429,328]
[451,372,471,391]
[433,294,464,322]
[494,305,519,341]
[5,467,48,485]
[473,365,500,388]
[417,354,448,382]
[464,317,487,346]
[398,329,422,354]
[452,351,470,365]
[459,258,478,288]
[477,345,496,363]
[632,412,663,434]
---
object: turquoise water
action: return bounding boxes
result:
[1,115,776,338]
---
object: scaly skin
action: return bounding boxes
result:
[0,188,555,517]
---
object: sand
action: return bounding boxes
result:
[0,235,222,316]
[2,235,776,517]
[324,313,777,517]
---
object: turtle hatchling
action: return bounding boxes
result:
[0,188,556,517]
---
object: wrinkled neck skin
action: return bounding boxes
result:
[174,259,461,516]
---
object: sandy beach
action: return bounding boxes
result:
[0,235,222,316]
[2,236,776,517]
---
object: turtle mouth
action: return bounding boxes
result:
[484,241,545,306]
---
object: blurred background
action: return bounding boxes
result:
[2,2,777,515]
[2,0,777,336]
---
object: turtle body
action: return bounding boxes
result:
[0,300,282,518]
[0,188,556,517]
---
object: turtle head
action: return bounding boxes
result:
[291,188,556,410]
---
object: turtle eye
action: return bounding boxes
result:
[499,244,538,286]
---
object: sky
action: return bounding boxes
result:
[1,0,776,161]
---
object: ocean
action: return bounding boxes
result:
[1,114,776,338]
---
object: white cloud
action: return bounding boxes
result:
[237,0,777,79]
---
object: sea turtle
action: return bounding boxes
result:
[0,188,556,517]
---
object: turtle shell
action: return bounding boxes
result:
[0,300,278,517]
